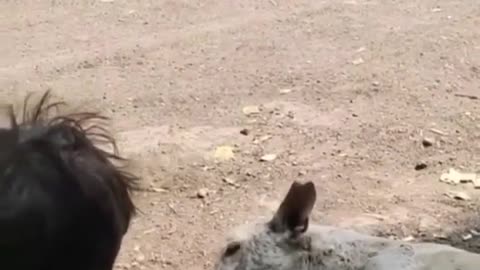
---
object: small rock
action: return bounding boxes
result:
[242,105,260,116]
[298,170,307,176]
[260,154,277,162]
[352,58,365,65]
[150,187,167,193]
[462,233,473,241]
[214,146,235,161]
[222,177,239,187]
[240,129,249,136]
[253,135,272,144]
[445,190,471,201]
[162,260,173,266]
[197,188,209,198]
[279,88,293,94]
[372,81,380,87]
[430,128,448,136]
[414,162,427,170]
[422,137,434,147]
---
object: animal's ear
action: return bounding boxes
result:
[268,181,316,235]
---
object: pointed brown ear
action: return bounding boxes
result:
[269,181,316,235]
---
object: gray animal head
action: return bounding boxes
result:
[215,181,319,270]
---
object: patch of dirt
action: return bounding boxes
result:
[2,0,480,269]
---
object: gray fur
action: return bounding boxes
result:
[215,181,480,270]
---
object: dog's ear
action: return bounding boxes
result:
[269,181,316,235]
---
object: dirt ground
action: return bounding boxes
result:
[2,0,480,269]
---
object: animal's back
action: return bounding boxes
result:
[307,225,480,270]
[409,242,480,270]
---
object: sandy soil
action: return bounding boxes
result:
[2,0,480,269]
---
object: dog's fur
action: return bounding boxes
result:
[0,91,138,270]
[215,181,480,270]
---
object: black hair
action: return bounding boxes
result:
[0,91,138,270]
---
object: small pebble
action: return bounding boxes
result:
[352,58,365,65]
[415,162,427,170]
[240,129,249,136]
[462,234,473,241]
[242,105,260,115]
[222,177,239,187]
[260,154,277,162]
[422,137,434,147]
[197,188,209,198]
[279,88,292,94]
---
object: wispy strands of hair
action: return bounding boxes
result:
[14,90,140,193]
